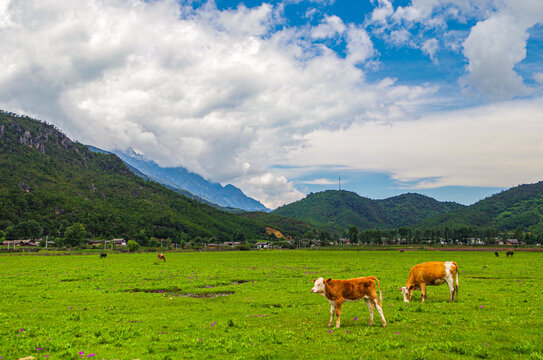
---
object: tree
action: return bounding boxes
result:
[319,230,331,244]
[64,223,86,247]
[127,240,140,252]
[348,226,359,244]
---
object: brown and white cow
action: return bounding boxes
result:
[400,261,458,303]
[311,276,386,328]
[157,253,166,262]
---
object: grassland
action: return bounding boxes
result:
[0,250,542,359]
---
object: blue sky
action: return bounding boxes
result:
[1,0,543,207]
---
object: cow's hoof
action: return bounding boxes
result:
[382,323,387,328]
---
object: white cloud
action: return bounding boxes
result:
[0,0,437,207]
[300,178,337,185]
[288,97,543,189]
[311,15,345,39]
[240,173,304,209]
[535,73,543,85]
[346,24,376,64]
[462,0,543,99]
[421,38,439,63]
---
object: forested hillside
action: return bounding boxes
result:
[419,181,543,234]
[0,111,269,243]
[273,190,463,233]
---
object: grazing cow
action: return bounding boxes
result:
[157,253,166,262]
[400,249,405,253]
[495,252,499,257]
[100,253,107,258]
[507,251,514,257]
[400,261,459,303]
[311,276,386,328]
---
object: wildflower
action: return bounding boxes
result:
[37,347,42,350]
[328,330,332,333]
[19,328,24,332]
[480,305,484,308]
[396,332,400,335]
[87,354,95,357]
[199,339,202,342]
[79,351,84,355]
[353,317,357,321]
[485,343,488,346]
[345,330,349,333]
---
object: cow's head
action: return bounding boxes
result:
[311,277,328,294]
[399,286,412,302]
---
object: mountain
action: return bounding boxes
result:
[86,145,236,211]
[273,190,464,233]
[419,181,543,234]
[114,149,269,212]
[0,110,268,241]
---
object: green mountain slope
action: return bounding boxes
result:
[273,190,464,233]
[420,181,543,233]
[0,111,266,241]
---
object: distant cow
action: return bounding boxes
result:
[495,252,499,257]
[507,251,514,257]
[400,261,459,303]
[311,276,386,328]
[400,249,405,253]
[157,253,166,262]
[100,253,107,258]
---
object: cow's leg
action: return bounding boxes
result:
[335,301,342,328]
[365,298,374,326]
[420,283,427,303]
[373,298,387,328]
[446,278,455,302]
[328,302,336,327]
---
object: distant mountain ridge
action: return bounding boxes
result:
[419,181,543,233]
[273,190,464,233]
[113,149,269,212]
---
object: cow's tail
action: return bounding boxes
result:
[369,276,383,303]
[453,261,459,301]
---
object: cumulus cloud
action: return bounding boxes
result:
[311,15,345,39]
[288,97,543,189]
[0,0,438,208]
[462,0,543,99]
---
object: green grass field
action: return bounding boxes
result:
[1,250,542,359]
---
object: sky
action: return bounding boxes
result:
[1,0,543,209]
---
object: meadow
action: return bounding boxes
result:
[0,250,542,359]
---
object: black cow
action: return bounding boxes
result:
[507,251,514,257]
[494,252,499,257]
[100,253,107,258]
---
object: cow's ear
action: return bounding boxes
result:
[325,278,332,283]
[313,279,316,283]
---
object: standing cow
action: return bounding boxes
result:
[494,252,499,257]
[507,251,514,257]
[311,276,386,328]
[400,261,459,303]
[157,253,166,262]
